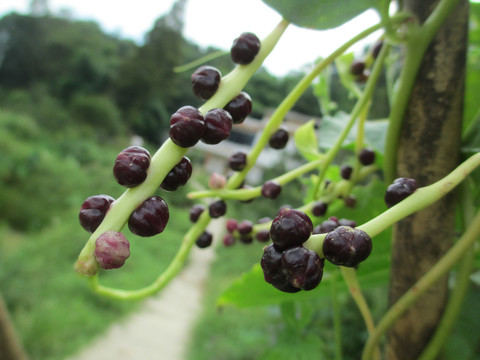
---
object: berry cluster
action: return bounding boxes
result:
[79,142,194,270]
[313,216,357,234]
[349,40,383,82]
[222,217,271,246]
[260,209,325,292]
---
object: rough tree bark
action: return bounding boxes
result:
[0,292,29,360]
[386,1,469,359]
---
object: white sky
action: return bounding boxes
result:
[0,0,382,76]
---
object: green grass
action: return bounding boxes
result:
[0,109,195,359]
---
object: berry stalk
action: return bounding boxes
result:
[76,20,289,280]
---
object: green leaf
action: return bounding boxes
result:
[294,119,323,161]
[262,0,378,30]
[318,113,389,153]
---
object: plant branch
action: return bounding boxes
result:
[361,206,480,360]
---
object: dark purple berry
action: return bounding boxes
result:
[340,164,353,180]
[191,66,221,100]
[223,233,236,247]
[269,128,289,149]
[317,218,340,234]
[209,200,227,218]
[260,244,300,293]
[358,148,375,166]
[94,231,130,270]
[312,201,328,217]
[169,106,205,148]
[79,195,115,233]
[237,220,253,235]
[270,209,313,251]
[201,108,233,145]
[160,156,192,191]
[372,41,383,59]
[113,146,151,188]
[338,218,357,228]
[196,231,213,248]
[261,180,282,199]
[350,60,366,76]
[344,195,357,208]
[281,246,324,290]
[256,229,270,242]
[228,151,247,171]
[385,177,419,208]
[230,32,260,65]
[224,92,252,124]
[128,196,169,237]
[323,226,372,267]
[189,204,205,223]
[225,219,238,233]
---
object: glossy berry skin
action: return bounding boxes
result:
[350,60,366,76]
[269,128,289,149]
[312,201,328,217]
[340,164,353,180]
[256,229,270,242]
[261,244,301,293]
[228,151,247,171]
[189,204,205,223]
[191,66,221,100]
[359,148,375,166]
[270,208,313,251]
[113,146,151,188]
[201,108,233,145]
[160,157,192,191]
[338,218,357,228]
[208,200,227,218]
[237,220,253,235]
[385,177,419,208]
[316,218,340,234]
[281,246,324,290]
[196,231,213,248]
[224,92,252,124]
[128,196,169,237]
[261,180,282,199]
[79,195,115,233]
[94,231,130,270]
[169,106,205,148]
[230,32,261,65]
[323,226,372,267]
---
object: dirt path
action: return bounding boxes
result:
[68,219,223,360]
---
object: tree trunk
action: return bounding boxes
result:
[386,1,469,359]
[0,292,29,360]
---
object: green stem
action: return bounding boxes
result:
[173,50,228,73]
[305,152,480,255]
[340,267,380,360]
[330,271,343,360]
[227,21,387,190]
[89,210,213,300]
[361,207,480,360]
[383,0,462,182]
[312,41,390,198]
[187,157,324,200]
[75,19,289,278]
[417,181,476,360]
